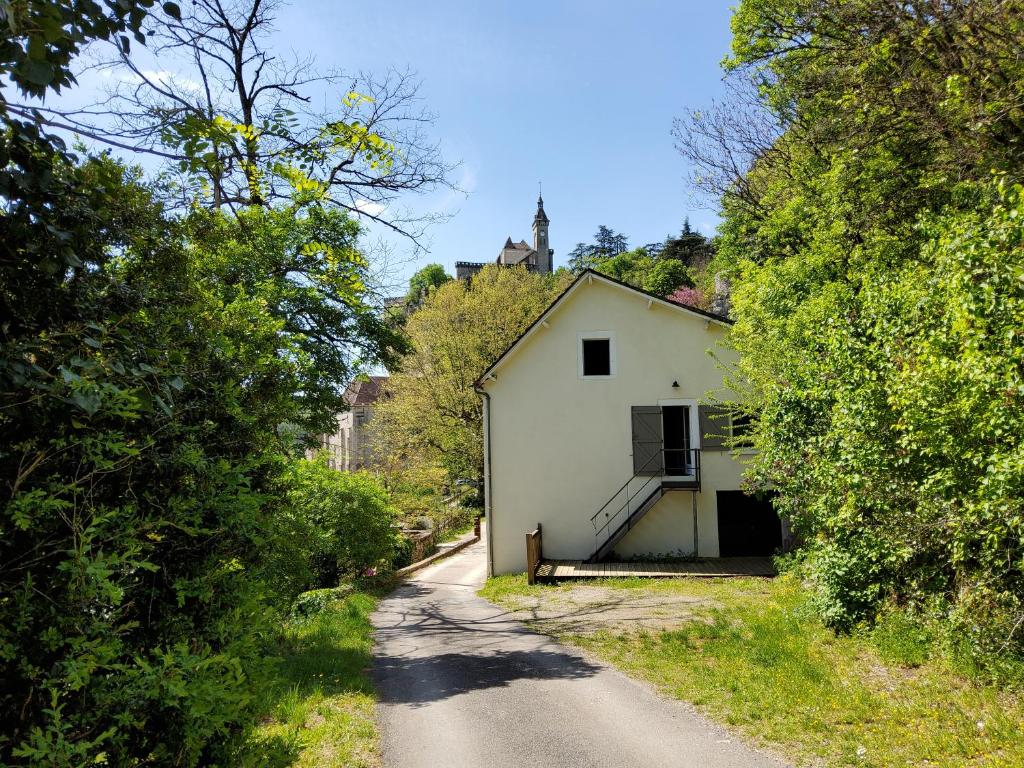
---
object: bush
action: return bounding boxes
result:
[290,586,355,623]
[288,459,399,586]
[0,158,287,765]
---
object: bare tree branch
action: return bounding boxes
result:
[35,0,457,242]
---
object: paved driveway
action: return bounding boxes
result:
[371,537,789,768]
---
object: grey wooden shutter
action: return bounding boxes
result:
[698,405,730,451]
[631,406,663,475]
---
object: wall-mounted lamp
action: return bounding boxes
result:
[671,380,680,388]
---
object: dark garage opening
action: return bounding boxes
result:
[716,491,783,557]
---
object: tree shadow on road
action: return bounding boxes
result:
[373,648,602,706]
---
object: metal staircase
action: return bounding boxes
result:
[587,449,700,562]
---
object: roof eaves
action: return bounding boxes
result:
[473,271,589,389]
[473,269,732,390]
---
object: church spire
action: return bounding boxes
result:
[534,188,549,224]
[532,187,552,272]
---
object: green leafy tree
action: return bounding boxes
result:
[406,263,452,306]
[288,458,399,584]
[661,219,713,270]
[373,265,571,487]
[568,225,629,272]
[0,3,419,763]
[641,258,693,297]
[1,157,287,764]
[678,0,1024,672]
[186,204,407,435]
[588,247,695,297]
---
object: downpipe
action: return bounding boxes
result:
[474,385,495,576]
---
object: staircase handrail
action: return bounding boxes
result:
[590,448,701,547]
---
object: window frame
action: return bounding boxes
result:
[577,330,617,379]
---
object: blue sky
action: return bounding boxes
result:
[289,1,736,283]
[64,1,737,287]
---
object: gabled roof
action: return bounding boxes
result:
[343,375,389,406]
[473,269,731,389]
[501,239,531,251]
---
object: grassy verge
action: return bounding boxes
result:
[480,574,1024,767]
[236,591,380,767]
[438,517,477,543]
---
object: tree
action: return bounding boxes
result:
[661,219,713,271]
[1,1,158,336]
[13,0,455,241]
[641,258,693,297]
[1,156,295,764]
[567,241,599,272]
[586,246,695,298]
[185,204,407,435]
[568,225,629,272]
[288,458,398,585]
[0,2,425,762]
[406,263,452,306]
[685,0,1024,672]
[594,224,628,256]
[373,265,571,487]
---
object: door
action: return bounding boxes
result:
[716,491,782,556]
[662,405,691,475]
[631,406,663,475]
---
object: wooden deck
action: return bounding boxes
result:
[534,557,775,581]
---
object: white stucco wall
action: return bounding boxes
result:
[482,276,748,575]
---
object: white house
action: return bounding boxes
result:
[474,270,783,576]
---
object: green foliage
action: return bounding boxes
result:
[288,459,399,585]
[373,264,571,488]
[712,0,1024,673]
[290,586,356,623]
[659,219,714,269]
[185,205,407,436]
[0,5,409,762]
[0,151,402,762]
[590,247,695,297]
[640,258,693,296]
[571,221,711,296]
[483,575,1024,767]
[0,156,286,764]
[237,591,380,767]
[0,1,155,99]
[567,224,629,271]
[406,263,452,305]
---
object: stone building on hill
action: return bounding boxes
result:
[309,376,388,471]
[455,195,554,280]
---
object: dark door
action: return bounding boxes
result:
[716,491,782,556]
[631,406,664,475]
[662,405,691,475]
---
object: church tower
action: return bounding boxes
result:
[532,193,553,273]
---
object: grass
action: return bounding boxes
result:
[437,517,477,543]
[236,592,381,767]
[480,574,1024,768]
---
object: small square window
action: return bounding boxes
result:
[582,338,611,376]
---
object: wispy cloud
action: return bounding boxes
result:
[354,199,387,217]
[113,68,202,95]
[457,165,478,195]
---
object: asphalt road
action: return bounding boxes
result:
[371,536,789,768]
